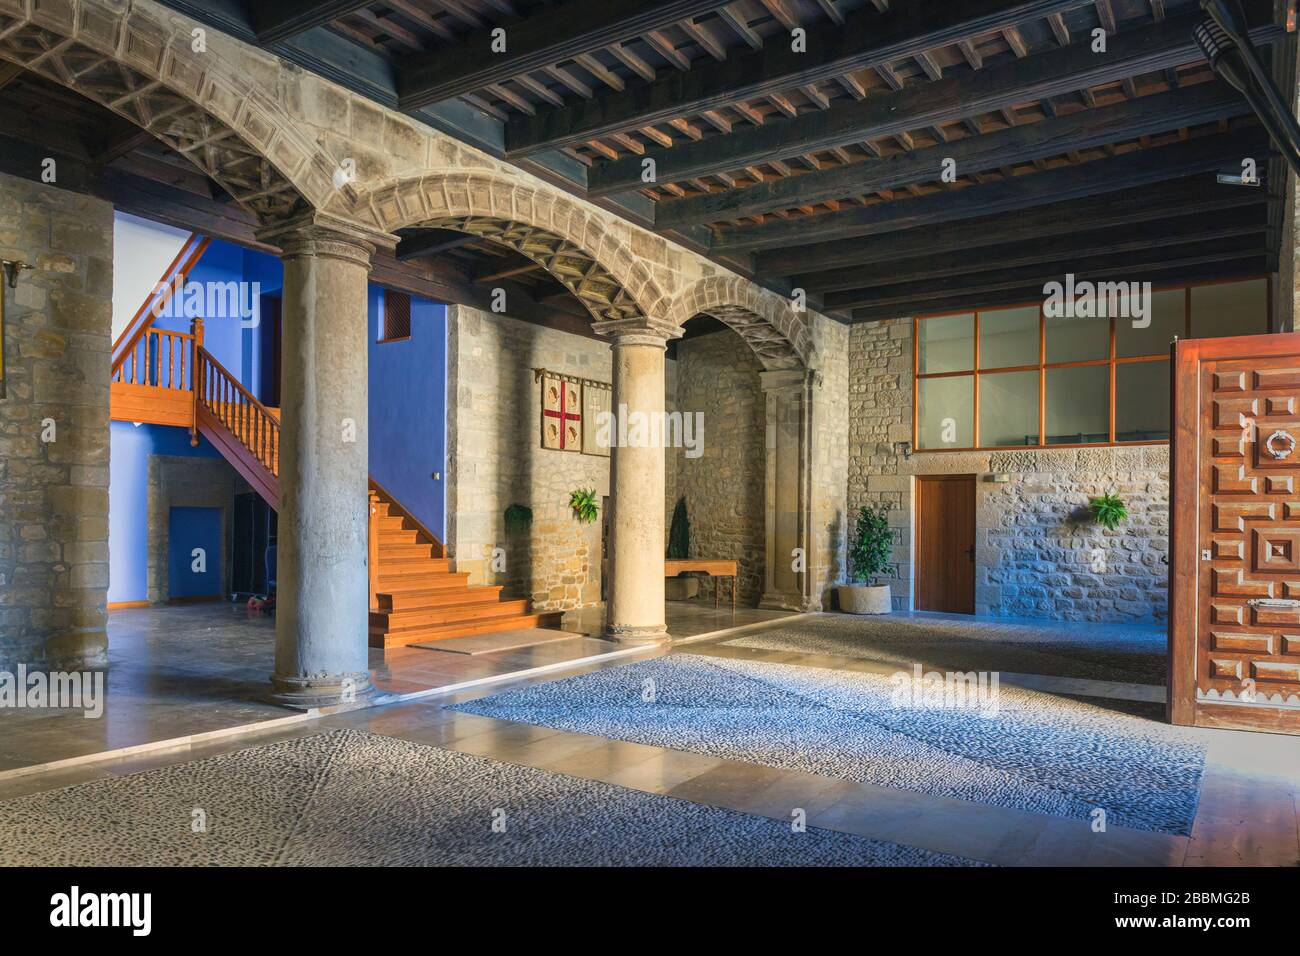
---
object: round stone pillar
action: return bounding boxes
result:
[259,219,379,706]
[593,318,683,644]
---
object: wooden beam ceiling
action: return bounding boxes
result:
[397,0,735,110]
[591,8,1282,198]
[655,81,1248,228]
[712,130,1269,254]
[762,176,1269,276]
[504,0,1093,155]
[250,0,374,45]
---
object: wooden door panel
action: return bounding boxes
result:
[1173,335,1300,733]
[916,475,975,614]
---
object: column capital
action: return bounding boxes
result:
[256,212,397,266]
[591,316,684,349]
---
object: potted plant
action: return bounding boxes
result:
[838,504,893,615]
[664,497,699,601]
[569,488,599,523]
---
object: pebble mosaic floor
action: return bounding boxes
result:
[455,652,1204,834]
[0,730,982,867]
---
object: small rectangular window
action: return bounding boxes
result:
[381,290,411,342]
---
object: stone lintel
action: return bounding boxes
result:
[759,368,809,394]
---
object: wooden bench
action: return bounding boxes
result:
[664,559,738,610]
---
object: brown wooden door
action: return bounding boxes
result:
[915,475,976,614]
[1170,333,1300,734]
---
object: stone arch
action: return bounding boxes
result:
[349,171,670,325]
[665,276,812,371]
[0,0,340,219]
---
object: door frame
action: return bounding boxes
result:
[914,473,977,615]
[1169,332,1300,733]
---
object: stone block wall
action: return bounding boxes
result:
[810,315,851,611]
[0,173,113,668]
[671,330,766,603]
[446,305,609,612]
[847,317,1170,622]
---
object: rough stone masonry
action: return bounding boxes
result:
[0,171,112,669]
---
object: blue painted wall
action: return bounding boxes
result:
[368,288,448,540]
[108,422,220,604]
[110,215,448,602]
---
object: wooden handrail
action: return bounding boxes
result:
[111,326,195,388]
[111,234,210,374]
[195,345,279,478]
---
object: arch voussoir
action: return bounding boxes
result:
[668,276,812,371]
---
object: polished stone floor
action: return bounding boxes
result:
[2,607,1296,866]
[0,599,795,774]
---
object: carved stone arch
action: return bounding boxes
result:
[349,171,670,325]
[0,0,341,219]
[665,276,812,371]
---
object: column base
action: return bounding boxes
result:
[603,623,672,645]
[759,590,804,612]
[269,671,377,709]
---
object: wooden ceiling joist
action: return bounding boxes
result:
[712,130,1269,254]
[655,80,1247,228]
[251,0,375,45]
[587,4,1281,197]
[504,0,1094,156]
[397,0,735,110]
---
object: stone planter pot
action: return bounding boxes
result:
[837,584,891,615]
[665,576,701,601]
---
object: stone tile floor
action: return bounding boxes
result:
[0,599,795,773]
[1,606,1296,866]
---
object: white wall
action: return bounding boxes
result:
[111,211,189,343]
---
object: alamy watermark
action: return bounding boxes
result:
[1043,273,1152,328]
[150,271,261,328]
[0,665,104,718]
[890,663,1000,717]
[595,404,704,458]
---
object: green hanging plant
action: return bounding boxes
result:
[847,505,893,585]
[667,497,690,559]
[1089,492,1128,531]
[504,503,532,536]
[569,488,599,524]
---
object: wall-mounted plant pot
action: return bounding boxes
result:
[837,584,891,615]
[665,576,700,601]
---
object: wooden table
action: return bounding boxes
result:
[665,559,738,610]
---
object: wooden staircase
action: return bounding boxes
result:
[368,485,562,648]
[108,311,558,648]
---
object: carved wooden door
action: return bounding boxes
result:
[1170,333,1300,733]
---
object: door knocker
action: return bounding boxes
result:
[1265,429,1297,460]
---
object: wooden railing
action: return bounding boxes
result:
[111,325,197,389]
[195,345,280,479]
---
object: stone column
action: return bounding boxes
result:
[593,318,682,644]
[759,368,812,610]
[1275,34,1300,333]
[258,217,380,706]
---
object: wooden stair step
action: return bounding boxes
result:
[380,557,452,574]
[376,585,503,611]
[371,598,530,630]
[378,543,438,559]
[377,572,470,593]
[369,611,565,649]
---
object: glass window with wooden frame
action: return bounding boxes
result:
[913,277,1271,451]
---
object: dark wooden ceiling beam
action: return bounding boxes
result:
[763,176,1268,276]
[803,207,1266,294]
[712,130,1269,254]
[505,0,1093,156]
[827,234,1265,311]
[849,260,1268,323]
[395,229,481,260]
[656,81,1247,228]
[587,2,1281,196]
[397,0,735,110]
[250,0,375,45]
